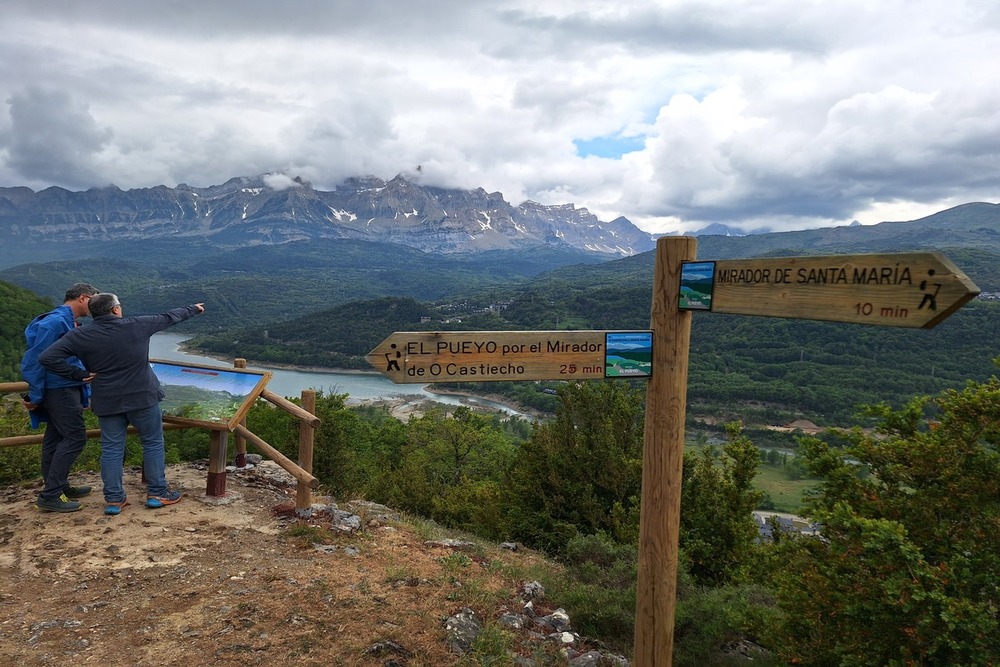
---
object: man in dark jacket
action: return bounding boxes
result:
[40,293,205,516]
[21,282,100,513]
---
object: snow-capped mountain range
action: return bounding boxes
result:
[0,174,656,257]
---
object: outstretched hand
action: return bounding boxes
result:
[194,303,205,313]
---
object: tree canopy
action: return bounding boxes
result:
[0,280,53,382]
[767,369,1000,665]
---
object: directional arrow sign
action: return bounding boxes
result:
[366,330,653,383]
[678,252,980,328]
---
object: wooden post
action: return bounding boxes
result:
[296,389,317,512]
[233,358,249,467]
[233,424,319,488]
[260,389,321,427]
[0,381,29,394]
[0,423,187,449]
[206,429,228,496]
[633,236,697,667]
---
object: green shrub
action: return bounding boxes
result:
[673,584,782,667]
[0,443,40,487]
[543,533,638,653]
[768,376,1000,665]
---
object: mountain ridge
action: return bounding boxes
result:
[0,174,656,265]
[689,201,1000,259]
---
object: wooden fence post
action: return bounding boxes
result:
[296,389,317,512]
[233,358,248,467]
[206,429,229,497]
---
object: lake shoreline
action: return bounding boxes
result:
[177,340,544,419]
[177,341,380,375]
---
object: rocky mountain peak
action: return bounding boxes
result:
[0,175,654,257]
[0,174,654,256]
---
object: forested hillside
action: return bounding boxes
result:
[4,207,1000,425]
[189,284,1000,425]
[0,238,603,333]
[0,281,52,381]
[191,297,440,369]
[693,202,1000,259]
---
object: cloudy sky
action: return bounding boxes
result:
[1,0,997,235]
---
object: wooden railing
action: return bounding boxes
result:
[0,357,321,511]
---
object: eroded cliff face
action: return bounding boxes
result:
[0,174,655,257]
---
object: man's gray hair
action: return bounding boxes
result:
[88,293,120,317]
[64,283,99,301]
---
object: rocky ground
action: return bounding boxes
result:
[0,461,594,666]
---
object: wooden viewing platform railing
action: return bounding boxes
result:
[0,357,321,511]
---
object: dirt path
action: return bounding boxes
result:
[0,462,553,666]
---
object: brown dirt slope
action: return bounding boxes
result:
[0,462,558,666]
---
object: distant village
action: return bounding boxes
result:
[754,511,822,542]
[430,299,514,324]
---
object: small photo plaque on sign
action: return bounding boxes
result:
[605,331,653,378]
[679,261,716,310]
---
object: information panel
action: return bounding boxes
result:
[150,359,271,430]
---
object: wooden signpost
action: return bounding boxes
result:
[367,241,981,667]
[633,242,980,666]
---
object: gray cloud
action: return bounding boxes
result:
[0,0,997,234]
[5,88,113,189]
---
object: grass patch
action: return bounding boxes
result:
[462,622,516,665]
[753,464,816,514]
[404,513,449,541]
[383,563,419,584]
[284,522,337,547]
[685,439,815,514]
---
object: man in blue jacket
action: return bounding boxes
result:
[40,293,205,516]
[21,282,100,513]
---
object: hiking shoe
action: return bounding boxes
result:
[36,493,82,513]
[104,499,129,516]
[64,484,92,499]
[146,490,182,508]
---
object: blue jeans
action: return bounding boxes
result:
[97,403,169,502]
